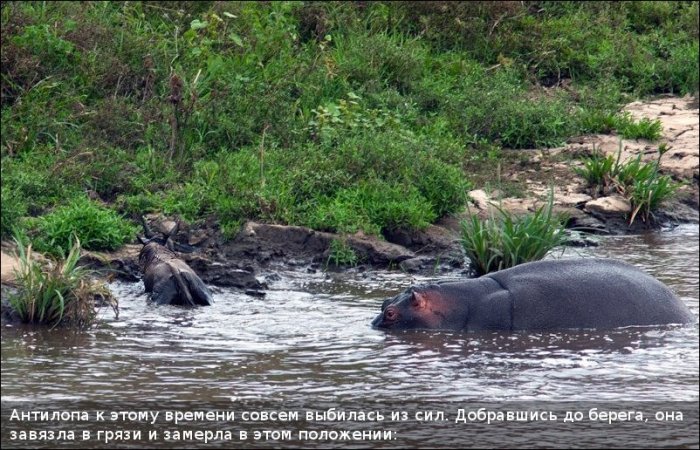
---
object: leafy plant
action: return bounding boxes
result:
[577,111,663,140]
[614,151,678,224]
[617,115,663,140]
[326,238,358,268]
[574,143,678,225]
[460,194,567,276]
[1,184,26,237]
[7,236,118,329]
[627,173,677,224]
[573,145,619,197]
[28,197,136,257]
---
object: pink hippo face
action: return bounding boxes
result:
[372,285,465,331]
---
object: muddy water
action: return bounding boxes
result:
[1,225,698,447]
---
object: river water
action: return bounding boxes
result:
[2,225,698,448]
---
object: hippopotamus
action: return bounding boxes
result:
[372,259,694,331]
[137,218,212,307]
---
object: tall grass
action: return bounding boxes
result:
[6,236,118,329]
[460,195,567,276]
[573,145,618,197]
[574,144,678,224]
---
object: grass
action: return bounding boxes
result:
[574,143,678,224]
[578,111,663,140]
[460,194,567,276]
[6,236,118,329]
[1,2,697,241]
[23,197,137,257]
[326,238,359,268]
[573,145,619,197]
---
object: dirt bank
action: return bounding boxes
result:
[465,94,699,233]
[2,96,698,289]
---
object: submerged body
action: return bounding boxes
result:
[139,242,213,306]
[372,259,694,331]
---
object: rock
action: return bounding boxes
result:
[556,206,608,234]
[468,189,491,210]
[563,230,600,247]
[234,222,333,258]
[399,256,435,273]
[652,199,699,224]
[1,251,19,285]
[245,289,266,297]
[584,195,632,216]
[554,192,593,207]
[345,232,415,265]
[231,222,419,268]
[184,256,267,291]
[159,220,178,235]
[383,225,460,254]
[79,245,142,282]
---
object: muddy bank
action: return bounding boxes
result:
[1,95,697,290]
[68,216,466,292]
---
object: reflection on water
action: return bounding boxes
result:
[2,226,698,406]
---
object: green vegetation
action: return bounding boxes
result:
[460,195,567,276]
[573,146,618,197]
[24,197,137,257]
[575,144,678,224]
[7,237,118,328]
[1,2,698,240]
[579,112,663,140]
[326,238,358,268]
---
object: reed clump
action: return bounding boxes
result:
[6,237,118,329]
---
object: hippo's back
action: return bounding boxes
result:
[486,259,694,330]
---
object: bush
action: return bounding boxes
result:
[460,195,567,276]
[414,157,471,217]
[6,236,118,329]
[28,197,136,257]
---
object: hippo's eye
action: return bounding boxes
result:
[384,307,399,322]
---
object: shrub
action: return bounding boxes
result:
[414,157,471,217]
[6,236,118,329]
[628,172,678,224]
[29,197,136,257]
[613,152,678,224]
[460,195,567,276]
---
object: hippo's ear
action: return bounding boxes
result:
[411,291,428,310]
